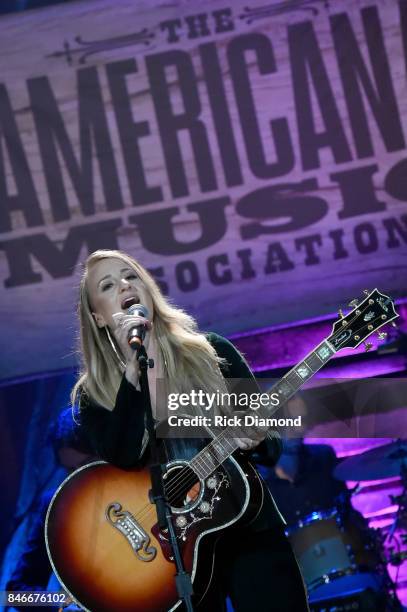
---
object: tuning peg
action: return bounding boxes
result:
[363,341,373,352]
[377,331,388,340]
[338,308,344,318]
[391,321,398,328]
[363,289,371,296]
[348,299,359,308]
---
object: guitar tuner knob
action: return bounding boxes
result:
[363,341,373,352]
[391,321,398,328]
[348,299,359,307]
[363,289,371,295]
[377,332,388,340]
[338,308,344,319]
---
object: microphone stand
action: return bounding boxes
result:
[137,343,195,612]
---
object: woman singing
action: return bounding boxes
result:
[72,249,308,612]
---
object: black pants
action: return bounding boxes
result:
[194,524,309,612]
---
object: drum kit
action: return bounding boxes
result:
[285,440,407,612]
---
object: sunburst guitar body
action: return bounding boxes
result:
[46,448,263,611]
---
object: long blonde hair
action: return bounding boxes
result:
[71,250,228,410]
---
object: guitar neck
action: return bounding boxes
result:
[190,338,336,480]
[189,288,399,480]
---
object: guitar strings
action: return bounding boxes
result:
[135,307,388,527]
[135,433,241,528]
[148,301,385,509]
[131,306,387,527]
[131,429,236,527]
[128,306,390,529]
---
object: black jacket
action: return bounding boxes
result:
[79,332,284,530]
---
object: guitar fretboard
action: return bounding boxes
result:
[190,339,336,480]
[272,339,335,399]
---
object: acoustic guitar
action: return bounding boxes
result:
[45,289,398,611]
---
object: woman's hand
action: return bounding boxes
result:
[112,312,152,388]
[231,410,268,451]
[234,437,264,450]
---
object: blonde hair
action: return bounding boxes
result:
[71,249,228,411]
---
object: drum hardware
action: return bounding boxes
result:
[383,464,407,605]
[387,463,407,540]
[385,464,407,552]
[286,439,407,609]
[333,439,407,599]
[334,440,407,482]
[285,506,382,594]
[309,586,402,612]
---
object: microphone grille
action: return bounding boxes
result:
[127,303,149,318]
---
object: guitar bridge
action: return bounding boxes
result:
[106,502,157,562]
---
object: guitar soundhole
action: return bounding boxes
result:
[164,464,202,511]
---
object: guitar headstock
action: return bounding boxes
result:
[328,289,399,352]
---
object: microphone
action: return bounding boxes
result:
[127,303,149,350]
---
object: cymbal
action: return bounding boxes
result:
[334,440,407,481]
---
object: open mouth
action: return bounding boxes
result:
[121,296,139,311]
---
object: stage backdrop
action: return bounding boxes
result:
[0,0,406,380]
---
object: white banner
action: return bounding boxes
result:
[0,0,406,379]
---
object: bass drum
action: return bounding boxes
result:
[285,508,383,600]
